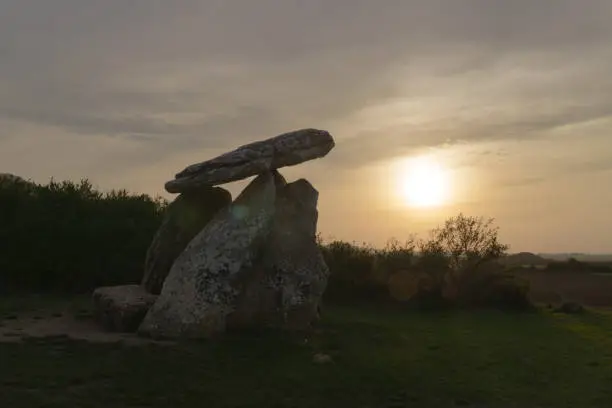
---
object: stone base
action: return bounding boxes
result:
[92,285,157,332]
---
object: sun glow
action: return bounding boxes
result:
[398,156,451,208]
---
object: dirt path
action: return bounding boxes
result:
[0,311,174,345]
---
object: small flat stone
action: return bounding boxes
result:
[312,353,333,364]
[92,285,157,333]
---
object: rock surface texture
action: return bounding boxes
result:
[142,187,231,294]
[92,285,157,332]
[165,128,334,193]
[228,179,328,331]
[92,128,335,339]
[139,172,284,338]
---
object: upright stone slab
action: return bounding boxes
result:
[227,179,329,331]
[165,128,334,193]
[266,179,329,329]
[142,187,231,294]
[138,172,283,339]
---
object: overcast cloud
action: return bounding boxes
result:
[1,0,611,251]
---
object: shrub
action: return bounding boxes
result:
[0,175,532,313]
[400,271,451,311]
[420,213,508,270]
[481,274,532,311]
[322,237,416,304]
[0,178,167,293]
[453,263,533,311]
[321,240,383,302]
[375,238,416,275]
[321,214,531,311]
[388,270,420,301]
[408,214,531,311]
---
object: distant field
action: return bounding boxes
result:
[2,296,612,407]
[513,270,612,307]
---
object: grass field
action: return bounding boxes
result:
[2,296,612,407]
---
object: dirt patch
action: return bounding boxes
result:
[0,311,174,346]
[513,270,612,307]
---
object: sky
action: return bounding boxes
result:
[1,0,611,253]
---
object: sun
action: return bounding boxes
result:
[398,156,450,208]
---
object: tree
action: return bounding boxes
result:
[412,213,513,307]
[421,213,508,272]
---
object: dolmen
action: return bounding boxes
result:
[92,128,335,339]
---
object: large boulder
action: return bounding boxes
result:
[138,171,283,339]
[165,128,334,193]
[92,285,158,332]
[228,179,329,331]
[141,187,231,294]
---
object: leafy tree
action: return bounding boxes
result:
[410,213,529,310]
[421,212,509,272]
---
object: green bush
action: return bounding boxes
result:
[320,215,532,311]
[478,274,533,311]
[409,214,531,311]
[321,238,416,304]
[321,240,383,302]
[452,263,533,311]
[374,238,416,274]
[0,176,532,312]
[0,178,167,293]
[385,263,532,312]
[381,214,532,311]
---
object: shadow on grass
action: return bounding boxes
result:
[1,296,612,407]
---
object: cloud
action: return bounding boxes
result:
[1,0,612,250]
[497,177,547,189]
[2,1,611,155]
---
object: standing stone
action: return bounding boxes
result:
[165,128,334,193]
[227,179,329,331]
[265,179,329,329]
[142,187,231,294]
[138,171,284,339]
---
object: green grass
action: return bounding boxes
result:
[2,298,612,407]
